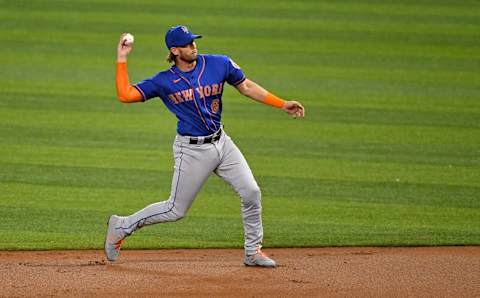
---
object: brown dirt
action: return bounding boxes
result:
[1,247,479,297]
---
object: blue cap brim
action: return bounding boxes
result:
[182,34,202,46]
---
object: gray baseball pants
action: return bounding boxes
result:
[119,128,263,254]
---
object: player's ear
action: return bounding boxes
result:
[170,47,179,56]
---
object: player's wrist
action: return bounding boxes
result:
[117,55,128,63]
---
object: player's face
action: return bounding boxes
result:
[176,42,198,63]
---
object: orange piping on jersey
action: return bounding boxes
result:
[263,92,286,108]
[116,62,143,102]
[197,56,218,131]
[173,69,211,133]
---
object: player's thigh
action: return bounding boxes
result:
[170,141,218,202]
[215,136,259,196]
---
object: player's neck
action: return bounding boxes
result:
[175,59,197,72]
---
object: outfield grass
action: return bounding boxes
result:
[0,0,479,250]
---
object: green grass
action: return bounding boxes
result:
[0,0,479,250]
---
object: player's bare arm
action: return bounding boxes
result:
[116,33,143,103]
[235,79,305,118]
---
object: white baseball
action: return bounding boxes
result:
[123,33,134,45]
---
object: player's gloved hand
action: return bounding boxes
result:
[282,101,305,118]
[117,33,133,62]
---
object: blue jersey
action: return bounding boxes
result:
[134,54,246,136]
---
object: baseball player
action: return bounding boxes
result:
[105,25,305,267]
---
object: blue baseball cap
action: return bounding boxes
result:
[165,25,202,49]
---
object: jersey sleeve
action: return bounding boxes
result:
[134,77,161,101]
[224,56,246,86]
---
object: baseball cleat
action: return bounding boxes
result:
[244,247,276,268]
[104,215,126,262]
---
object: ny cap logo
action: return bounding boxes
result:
[181,26,189,33]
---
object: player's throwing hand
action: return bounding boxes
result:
[117,33,134,62]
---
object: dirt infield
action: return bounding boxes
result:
[1,247,479,297]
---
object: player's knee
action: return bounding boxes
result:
[171,206,187,221]
[241,184,262,206]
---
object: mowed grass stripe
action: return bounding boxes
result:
[2,1,479,31]
[5,52,479,82]
[3,30,479,63]
[2,79,479,113]
[4,0,479,16]
[1,135,478,181]
[2,93,480,125]
[4,32,480,69]
[2,155,479,189]
[2,15,479,43]
[4,50,479,88]
[2,98,480,129]
[8,174,477,214]
[1,181,478,250]
[1,131,477,167]
[0,196,477,249]
[1,114,478,162]
[2,118,478,150]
